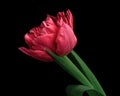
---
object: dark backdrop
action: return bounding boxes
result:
[3,0,117,96]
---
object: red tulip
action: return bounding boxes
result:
[19,9,77,62]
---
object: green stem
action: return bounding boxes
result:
[68,50,106,96]
[62,56,93,88]
[47,50,93,88]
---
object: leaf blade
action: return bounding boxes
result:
[66,85,103,96]
[68,50,106,96]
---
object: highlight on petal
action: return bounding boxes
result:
[19,47,53,62]
[24,33,33,47]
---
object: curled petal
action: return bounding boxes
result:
[47,15,57,23]
[19,47,53,62]
[24,33,33,47]
[56,17,64,26]
[45,16,55,25]
[41,16,58,33]
[30,26,46,36]
[66,9,73,29]
[56,9,73,29]
[57,11,68,24]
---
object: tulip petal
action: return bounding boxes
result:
[24,33,33,47]
[40,16,57,33]
[66,9,73,29]
[56,23,77,56]
[32,34,56,52]
[57,9,73,29]
[19,47,53,62]
[47,15,57,23]
[57,11,68,24]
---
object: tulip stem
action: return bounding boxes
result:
[67,50,106,96]
[46,49,93,88]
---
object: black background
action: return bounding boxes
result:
[3,0,117,96]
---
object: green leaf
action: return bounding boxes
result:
[46,49,93,88]
[68,50,106,96]
[66,85,103,96]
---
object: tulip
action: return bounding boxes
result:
[18,9,107,96]
[19,9,77,62]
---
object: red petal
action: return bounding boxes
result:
[56,23,77,56]
[40,16,58,33]
[57,11,68,24]
[66,9,73,29]
[32,34,56,52]
[18,47,53,62]
[24,33,33,47]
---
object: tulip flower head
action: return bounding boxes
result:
[19,9,77,62]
